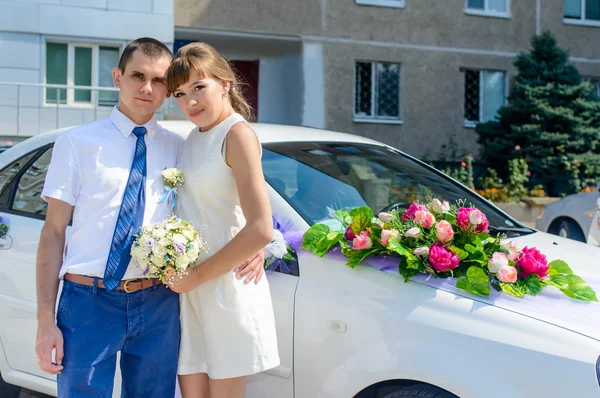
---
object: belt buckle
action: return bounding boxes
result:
[123,279,138,293]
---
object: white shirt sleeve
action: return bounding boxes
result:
[41,133,80,206]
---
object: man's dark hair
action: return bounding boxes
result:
[118,37,173,72]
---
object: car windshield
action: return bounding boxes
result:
[262,142,534,236]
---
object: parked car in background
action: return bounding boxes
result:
[1,123,600,398]
[536,185,600,246]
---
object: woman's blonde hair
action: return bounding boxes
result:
[166,42,253,121]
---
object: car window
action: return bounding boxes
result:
[11,148,53,216]
[262,142,531,235]
[0,151,38,207]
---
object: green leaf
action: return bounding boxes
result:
[449,246,469,260]
[523,274,542,295]
[351,213,372,236]
[561,275,598,302]
[476,232,491,241]
[464,244,478,254]
[333,209,352,226]
[346,248,378,268]
[545,275,569,290]
[500,282,526,298]
[398,257,419,282]
[340,240,353,257]
[314,231,343,256]
[301,224,330,254]
[456,266,490,296]
[548,259,573,275]
[387,239,418,261]
[349,206,375,220]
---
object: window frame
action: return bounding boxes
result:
[564,0,600,26]
[355,0,406,9]
[463,68,508,128]
[353,60,403,125]
[0,145,54,221]
[43,37,123,109]
[465,0,511,19]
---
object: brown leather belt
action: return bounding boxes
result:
[64,273,162,293]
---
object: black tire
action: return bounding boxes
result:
[382,384,456,398]
[555,219,586,243]
[0,372,21,398]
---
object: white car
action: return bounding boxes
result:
[536,188,600,246]
[1,122,600,398]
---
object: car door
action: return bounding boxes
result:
[244,183,302,398]
[0,144,58,380]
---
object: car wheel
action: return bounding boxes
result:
[382,384,456,398]
[555,219,586,243]
[0,372,21,398]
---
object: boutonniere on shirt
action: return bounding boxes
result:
[0,215,9,237]
[157,168,185,211]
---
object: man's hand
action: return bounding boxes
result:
[36,323,64,375]
[234,250,265,284]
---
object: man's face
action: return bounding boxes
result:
[112,50,171,119]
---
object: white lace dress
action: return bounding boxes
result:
[175,113,279,379]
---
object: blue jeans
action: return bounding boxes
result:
[56,279,180,398]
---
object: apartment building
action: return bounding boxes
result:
[174,0,600,158]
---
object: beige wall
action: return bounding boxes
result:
[324,0,536,52]
[323,42,520,159]
[541,0,600,60]
[175,0,323,35]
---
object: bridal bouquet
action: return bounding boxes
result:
[301,199,597,302]
[130,168,207,282]
[131,215,207,283]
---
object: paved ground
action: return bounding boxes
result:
[19,389,50,398]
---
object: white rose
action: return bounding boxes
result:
[265,230,288,259]
[175,256,188,270]
[431,199,451,214]
[151,254,166,267]
[182,229,194,240]
[153,227,167,238]
[173,234,187,245]
[158,238,169,247]
[405,227,421,239]
[469,209,484,226]
[413,246,430,257]
[153,245,167,257]
[488,252,509,273]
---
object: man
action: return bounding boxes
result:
[35,37,264,397]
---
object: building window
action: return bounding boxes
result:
[464,69,506,127]
[355,0,405,8]
[354,62,401,123]
[565,0,600,24]
[465,0,510,17]
[45,41,120,106]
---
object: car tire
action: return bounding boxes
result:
[555,219,586,243]
[382,384,456,398]
[0,372,21,398]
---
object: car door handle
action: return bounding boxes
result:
[0,234,12,250]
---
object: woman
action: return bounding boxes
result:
[166,43,280,398]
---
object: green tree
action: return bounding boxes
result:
[476,31,600,196]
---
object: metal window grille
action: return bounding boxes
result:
[464,69,481,123]
[354,61,401,120]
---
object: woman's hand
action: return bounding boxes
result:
[167,269,200,293]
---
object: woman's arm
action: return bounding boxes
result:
[169,122,272,293]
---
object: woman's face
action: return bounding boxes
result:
[172,70,230,130]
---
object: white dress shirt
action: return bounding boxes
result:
[42,106,184,279]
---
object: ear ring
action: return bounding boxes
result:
[223,88,230,98]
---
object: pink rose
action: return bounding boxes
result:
[428,242,460,272]
[435,220,454,243]
[376,221,385,228]
[381,229,400,245]
[345,225,356,241]
[353,231,372,250]
[457,207,489,233]
[497,265,518,283]
[414,210,436,229]
[516,246,549,278]
[378,212,393,223]
[504,241,519,261]
[488,252,509,273]
[405,227,421,239]
[413,246,430,257]
[402,203,427,221]
[431,198,450,214]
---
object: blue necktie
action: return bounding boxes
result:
[103,126,147,291]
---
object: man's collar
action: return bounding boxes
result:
[110,106,158,138]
